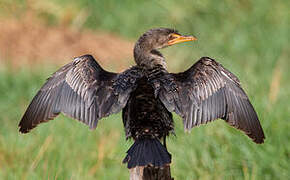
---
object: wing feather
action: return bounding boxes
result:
[19,55,142,133]
[158,57,265,143]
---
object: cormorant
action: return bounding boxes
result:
[19,28,265,169]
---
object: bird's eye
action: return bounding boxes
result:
[168,35,175,41]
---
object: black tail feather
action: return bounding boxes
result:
[123,138,171,169]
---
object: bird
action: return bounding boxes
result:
[19,28,265,169]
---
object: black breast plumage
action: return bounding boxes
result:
[122,77,174,140]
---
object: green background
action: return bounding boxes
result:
[0,0,289,179]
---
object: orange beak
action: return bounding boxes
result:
[168,33,197,46]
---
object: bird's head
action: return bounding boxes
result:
[136,28,197,51]
[134,28,197,68]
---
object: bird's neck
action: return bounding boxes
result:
[134,45,167,70]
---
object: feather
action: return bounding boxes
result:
[19,55,142,133]
[158,57,265,144]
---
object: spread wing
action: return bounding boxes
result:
[158,57,265,143]
[19,55,142,133]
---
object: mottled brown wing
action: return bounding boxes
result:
[158,57,265,143]
[19,55,142,133]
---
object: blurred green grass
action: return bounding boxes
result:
[0,0,290,179]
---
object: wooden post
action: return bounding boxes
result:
[129,164,173,180]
